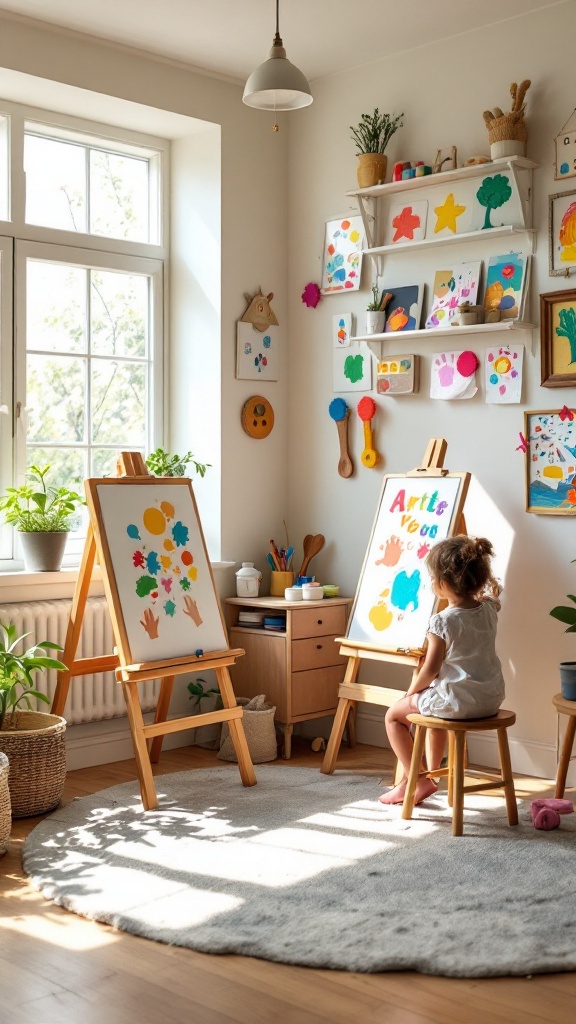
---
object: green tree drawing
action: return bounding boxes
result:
[475,174,513,229]
[556,306,576,364]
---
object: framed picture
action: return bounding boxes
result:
[540,289,576,387]
[548,190,576,276]
[321,215,365,294]
[524,409,576,515]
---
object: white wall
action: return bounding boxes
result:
[288,1,576,776]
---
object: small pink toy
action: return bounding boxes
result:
[530,797,574,830]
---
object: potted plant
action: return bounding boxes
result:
[0,464,85,572]
[0,621,68,817]
[550,580,576,700]
[188,677,222,747]
[366,284,392,334]
[350,107,404,188]
[146,447,210,479]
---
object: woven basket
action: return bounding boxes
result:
[0,711,66,818]
[0,752,10,854]
[218,696,277,764]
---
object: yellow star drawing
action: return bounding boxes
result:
[434,192,466,234]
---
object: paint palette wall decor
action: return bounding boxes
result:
[321,216,365,294]
[425,261,481,330]
[377,355,419,395]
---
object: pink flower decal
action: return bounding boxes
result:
[301,282,321,308]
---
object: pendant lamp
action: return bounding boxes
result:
[242,0,313,111]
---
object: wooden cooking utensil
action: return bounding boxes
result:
[299,533,325,577]
[357,396,380,469]
[328,398,354,478]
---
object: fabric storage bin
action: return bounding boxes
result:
[218,694,277,764]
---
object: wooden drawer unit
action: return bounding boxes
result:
[225,596,352,758]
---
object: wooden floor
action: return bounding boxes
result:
[2,739,575,1024]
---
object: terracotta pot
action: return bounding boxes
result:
[357,153,387,188]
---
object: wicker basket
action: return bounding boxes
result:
[218,696,277,764]
[0,711,66,818]
[0,752,10,854]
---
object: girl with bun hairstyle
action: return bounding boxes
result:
[380,536,504,806]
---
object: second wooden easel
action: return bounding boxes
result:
[52,452,256,809]
[322,438,468,776]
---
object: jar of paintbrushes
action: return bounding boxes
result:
[267,540,295,597]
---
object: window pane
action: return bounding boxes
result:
[27,354,86,443]
[24,135,87,232]
[25,446,86,493]
[0,115,9,221]
[27,261,86,353]
[92,447,126,478]
[91,271,148,358]
[90,150,149,242]
[91,359,147,446]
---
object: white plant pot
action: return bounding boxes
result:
[366,311,385,335]
[490,140,525,159]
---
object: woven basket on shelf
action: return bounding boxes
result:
[0,711,66,818]
[0,752,10,854]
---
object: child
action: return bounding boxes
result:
[379,535,504,806]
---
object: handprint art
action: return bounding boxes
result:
[431,350,478,400]
[140,607,159,639]
[183,595,203,627]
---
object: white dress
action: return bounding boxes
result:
[416,599,505,719]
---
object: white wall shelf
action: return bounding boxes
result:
[364,225,536,260]
[352,319,535,344]
[346,155,538,201]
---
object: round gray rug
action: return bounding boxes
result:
[23,765,576,977]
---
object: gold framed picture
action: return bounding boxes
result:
[540,289,576,387]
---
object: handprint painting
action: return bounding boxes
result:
[347,474,467,651]
[88,480,227,662]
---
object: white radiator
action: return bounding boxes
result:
[0,598,160,725]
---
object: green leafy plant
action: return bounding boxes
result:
[556,307,576,364]
[350,108,404,155]
[146,447,210,479]
[187,677,222,709]
[367,285,392,312]
[0,622,67,729]
[551,566,576,632]
[0,464,85,533]
[476,174,513,229]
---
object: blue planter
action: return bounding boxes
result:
[560,662,576,701]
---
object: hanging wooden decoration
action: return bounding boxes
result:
[241,396,274,439]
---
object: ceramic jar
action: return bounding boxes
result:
[235,562,262,598]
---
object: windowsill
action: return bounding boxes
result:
[0,560,237,603]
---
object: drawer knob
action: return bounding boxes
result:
[317,618,323,625]
[316,644,323,650]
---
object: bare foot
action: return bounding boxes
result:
[413,777,438,805]
[378,779,407,805]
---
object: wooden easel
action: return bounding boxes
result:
[322,438,468,776]
[52,452,256,809]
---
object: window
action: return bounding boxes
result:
[0,102,167,568]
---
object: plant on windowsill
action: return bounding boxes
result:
[351,107,404,187]
[0,464,86,572]
[0,621,68,817]
[550,576,576,700]
[145,447,210,479]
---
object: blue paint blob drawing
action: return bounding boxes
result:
[263,334,271,349]
[172,521,189,547]
[127,524,140,540]
[164,599,176,617]
[391,569,421,612]
[146,551,161,575]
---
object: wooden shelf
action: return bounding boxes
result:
[364,225,536,259]
[346,155,538,200]
[353,319,536,343]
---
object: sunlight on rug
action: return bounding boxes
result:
[22,765,576,977]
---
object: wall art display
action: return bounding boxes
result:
[525,409,576,514]
[554,110,576,181]
[483,253,530,321]
[333,343,372,392]
[430,349,479,400]
[549,190,576,276]
[485,345,523,403]
[236,322,279,380]
[425,262,481,329]
[381,283,424,333]
[540,289,576,386]
[321,215,365,294]
[332,312,352,347]
[377,354,419,395]
[432,191,471,235]
[385,199,428,244]
[472,173,514,230]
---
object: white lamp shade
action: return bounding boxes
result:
[243,42,313,110]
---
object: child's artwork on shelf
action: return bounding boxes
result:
[554,110,576,181]
[485,345,523,403]
[525,409,576,514]
[333,343,373,392]
[425,262,481,330]
[483,253,530,321]
[321,216,365,294]
[236,322,279,380]
[377,355,419,395]
[430,349,479,400]
[382,283,424,332]
[472,173,514,230]
[332,313,352,347]
[431,191,472,236]
[385,199,428,244]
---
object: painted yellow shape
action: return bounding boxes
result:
[434,192,466,234]
[187,566,198,581]
[163,538,175,551]
[543,465,563,479]
[143,506,166,535]
[160,555,172,569]
[160,501,175,519]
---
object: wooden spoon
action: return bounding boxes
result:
[328,398,353,478]
[299,533,325,577]
[357,396,380,469]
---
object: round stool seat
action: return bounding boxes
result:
[408,709,516,732]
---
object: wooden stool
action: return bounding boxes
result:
[553,693,576,798]
[402,709,518,836]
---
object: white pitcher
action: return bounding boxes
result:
[235,562,262,598]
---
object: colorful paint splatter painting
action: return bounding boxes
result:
[483,253,529,322]
[88,480,227,663]
[485,346,523,403]
[525,410,576,514]
[321,216,365,294]
[333,343,372,392]
[347,474,467,651]
[332,313,352,347]
[236,322,279,381]
[425,262,481,330]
